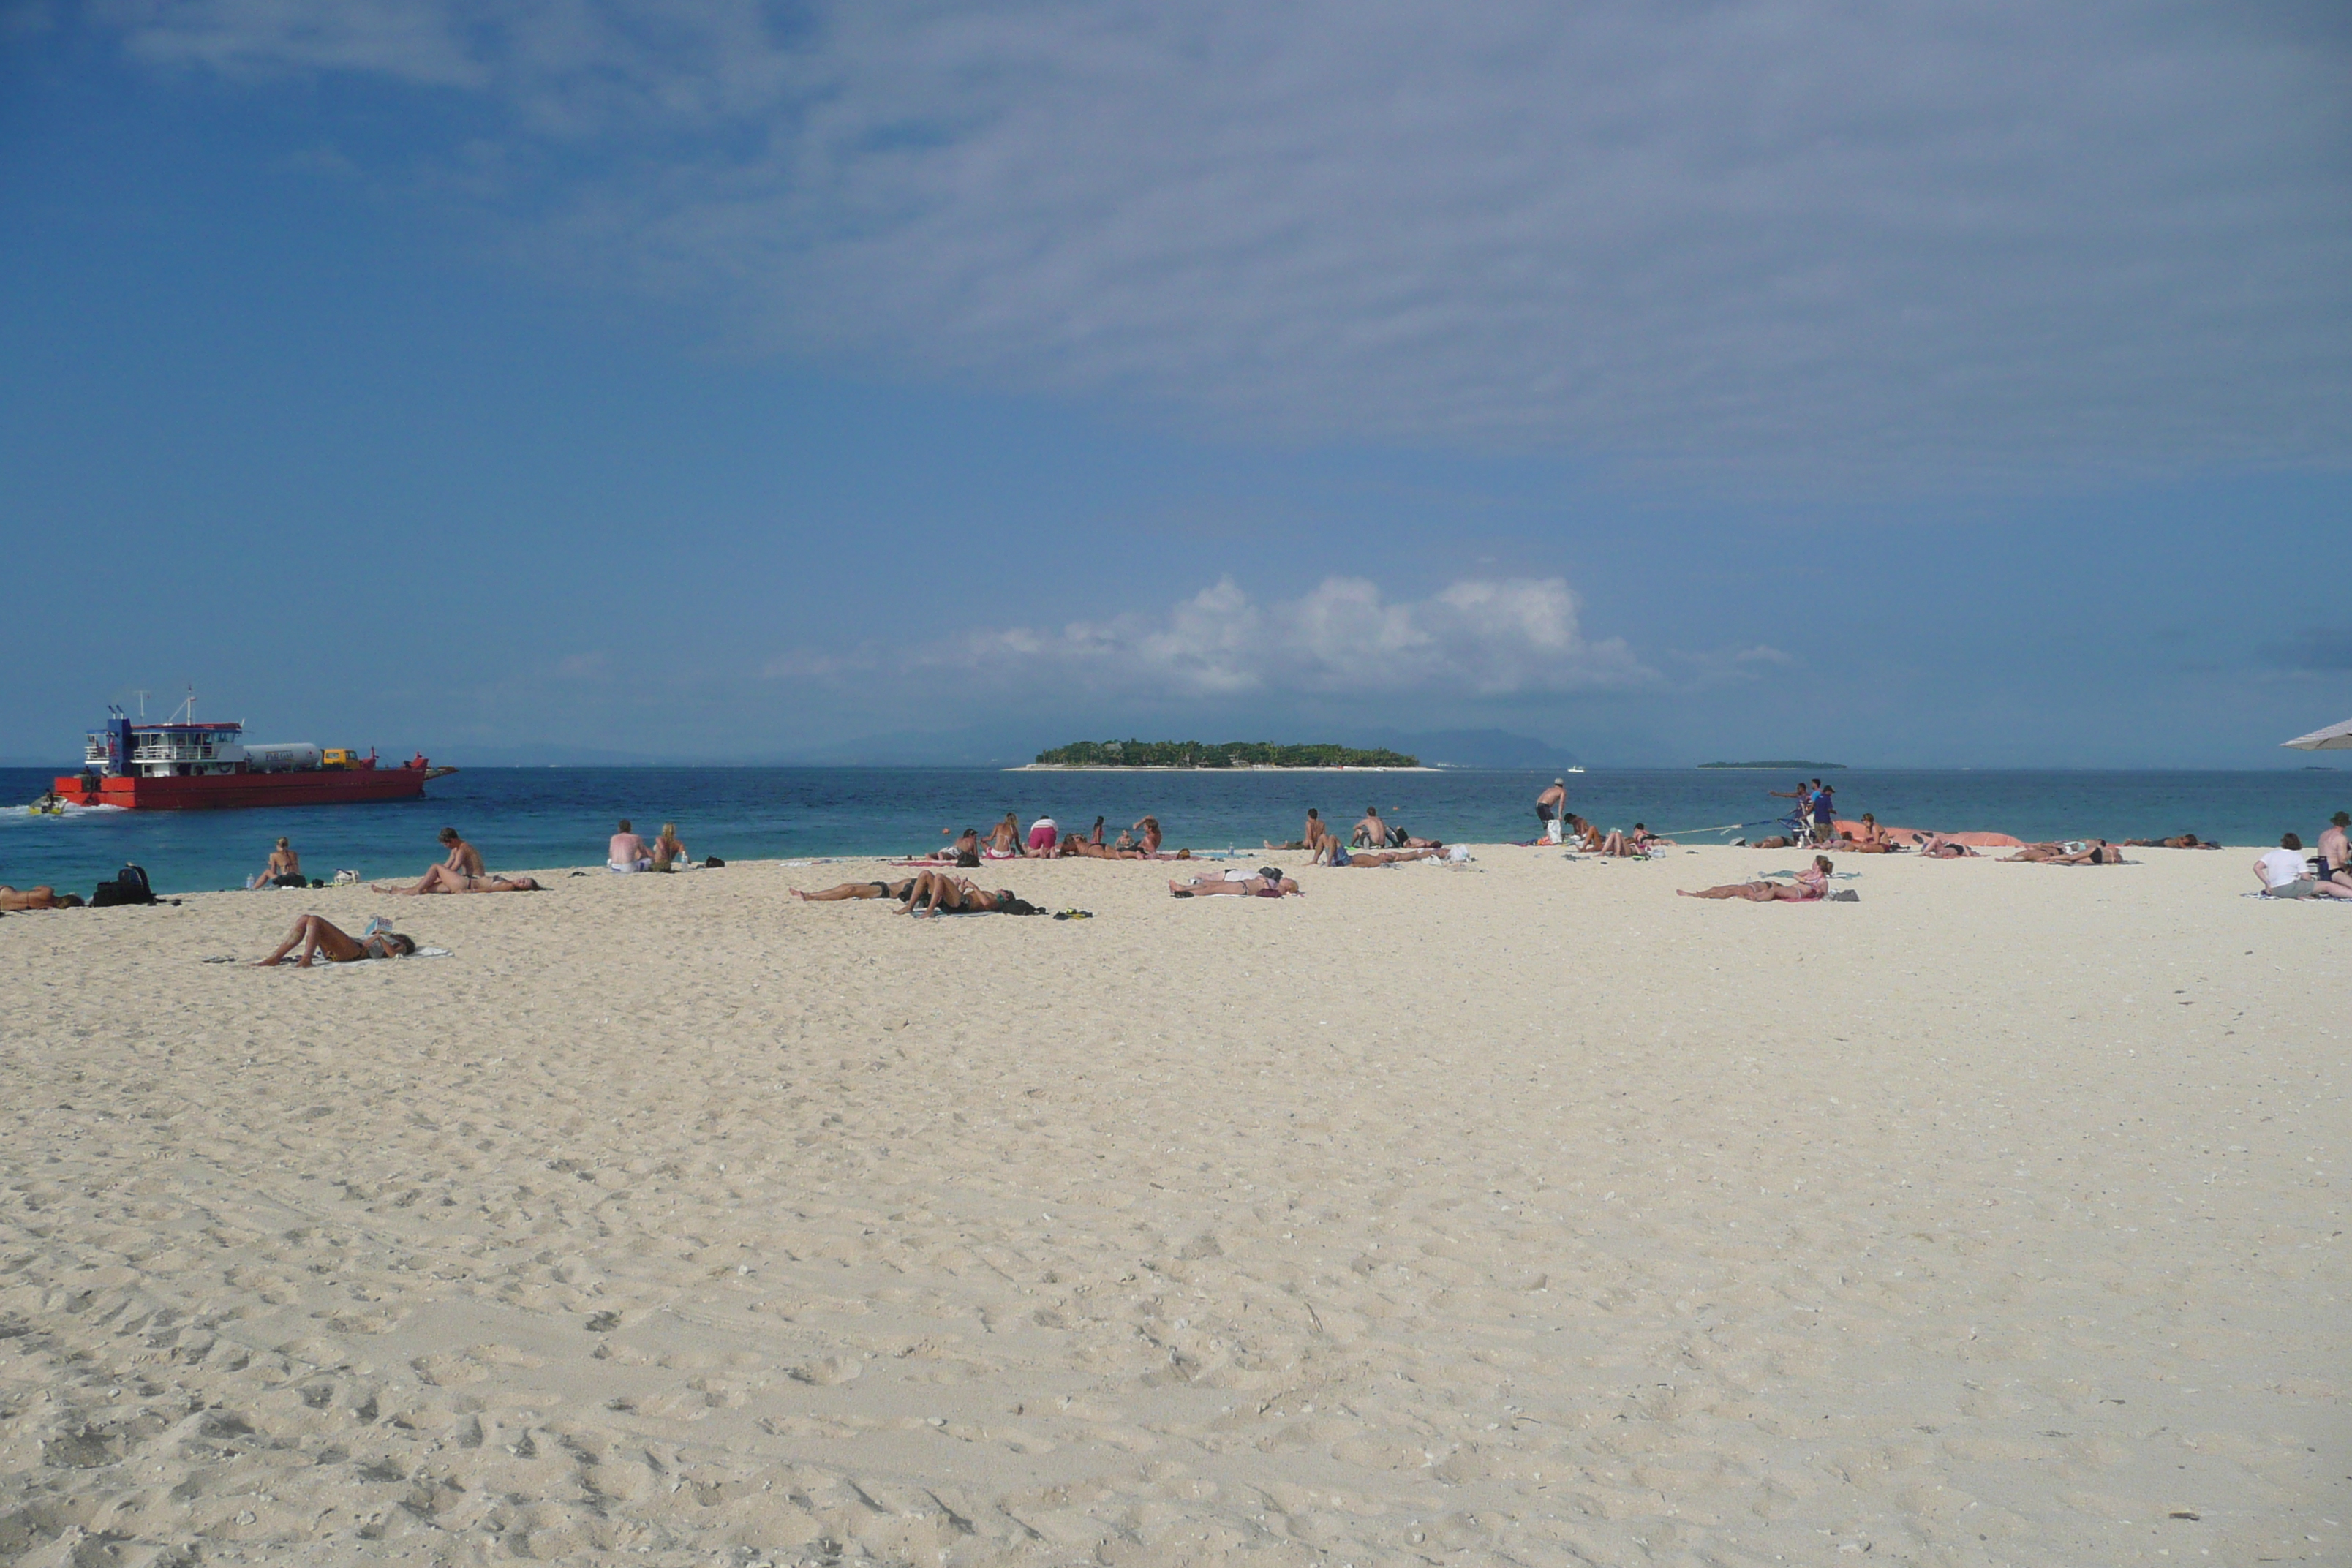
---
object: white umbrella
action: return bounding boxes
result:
[2283,715,2352,750]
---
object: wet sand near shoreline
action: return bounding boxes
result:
[2,845,2343,1566]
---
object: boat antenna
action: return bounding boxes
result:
[133,690,149,719]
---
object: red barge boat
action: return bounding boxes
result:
[53,699,451,811]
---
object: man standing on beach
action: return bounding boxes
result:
[1536,779,1568,843]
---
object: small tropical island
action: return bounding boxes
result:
[1021,739,1424,770]
[1697,759,1847,770]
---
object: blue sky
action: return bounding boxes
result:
[3,1,2348,767]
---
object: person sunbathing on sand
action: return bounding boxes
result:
[2005,840,2123,864]
[375,867,542,894]
[0,885,78,911]
[794,878,916,902]
[1313,840,1441,867]
[921,827,984,863]
[1561,815,1604,851]
[897,870,1045,916]
[1169,870,1301,897]
[1680,856,1833,902]
[2122,832,2215,849]
[254,914,415,966]
[1129,815,1164,856]
[1915,834,1975,859]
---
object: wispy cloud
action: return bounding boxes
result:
[774,575,1651,699]
[108,1,2352,479]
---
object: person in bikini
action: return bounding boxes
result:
[1313,840,1441,867]
[1169,870,1302,897]
[253,914,416,966]
[794,877,917,902]
[0,885,78,911]
[1120,816,1166,857]
[1915,834,1976,859]
[651,823,690,870]
[1679,855,1833,902]
[2122,832,2216,849]
[251,837,304,889]
[897,870,1031,916]
[987,813,1023,856]
[2003,840,2123,864]
[920,827,984,864]
[1836,814,1896,853]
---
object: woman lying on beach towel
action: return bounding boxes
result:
[1312,840,1443,867]
[254,914,415,966]
[2122,833,2217,849]
[1915,834,1977,859]
[1169,868,1301,897]
[0,885,80,911]
[1679,856,1833,902]
[897,870,1046,916]
[2003,840,2125,864]
[793,878,916,902]
[374,868,543,894]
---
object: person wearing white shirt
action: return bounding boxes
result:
[2255,832,2341,898]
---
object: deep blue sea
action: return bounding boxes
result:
[3,765,2346,897]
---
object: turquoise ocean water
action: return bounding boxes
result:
[3,765,2347,897]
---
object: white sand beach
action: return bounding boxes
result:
[3,845,2344,1566]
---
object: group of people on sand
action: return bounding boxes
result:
[2255,813,2352,900]
[373,828,543,895]
[916,813,1182,863]
[608,819,692,873]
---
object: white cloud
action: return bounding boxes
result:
[108,0,2352,478]
[894,575,1651,697]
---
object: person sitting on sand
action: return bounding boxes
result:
[0,885,79,911]
[435,827,484,877]
[1125,816,1165,856]
[608,818,652,872]
[1169,870,1302,897]
[1836,814,1896,853]
[2255,832,2344,899]
[2319,813,2351,881]
[375,867,543,894]
[1596,824,1657,857]
[987,813,1022,856]
[1680,856,1833,902]
[1088,815,1107,846]
[1563,815,1604,852]
[1026,815,1059,855]
[254,914,416,966]
[793,878,917,902]
[1265,808,1329,852]
[650,823,690,870]
[1352,807,1388,848]
[252,837,304,889]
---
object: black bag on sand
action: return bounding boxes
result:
[704,856,726,868]
[91,864,157,908]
